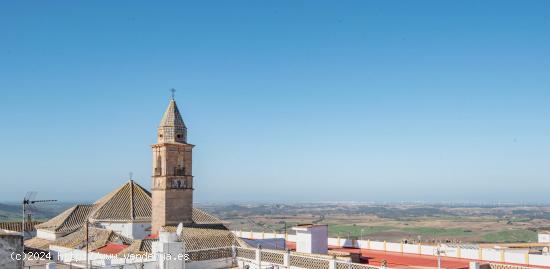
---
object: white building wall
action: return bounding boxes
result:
[505,252,526,264]
[482,249,501,262]
[461,248,479,260]
[530,254,550,266]
[36,229,59,240]
[370,241,385,250]
[295,230,312,254]
[538,233,550,243]
[294,225,328,255]
[420,245,436,255]
[386,242,400,252]
[327,238,339,246]
[98,222,150,239]
[102,258,233,269]
[403,244,418,254]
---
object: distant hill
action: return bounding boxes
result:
[0,202,76,221]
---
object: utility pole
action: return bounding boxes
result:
[283,221,287,250]
[22,201,25,238]
[438,250,441,269]
[86,219,89,269]
[435,245,445,269]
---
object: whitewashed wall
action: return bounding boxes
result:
[370,241,385,250]
[98,222,151,239]
[505,252,525,264]
[36,229,58,240]
[328,238,339,246]
[50,245,154,267]
[461,248,480,260]
[403,243,418,254]
[420,245,435,255]
[386,242,401,252]
[538,234,550,243]
[99,257,233,269]
[530,254,550,267]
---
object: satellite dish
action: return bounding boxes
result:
[176,222,184,237]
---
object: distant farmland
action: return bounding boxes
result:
[200,202,548,243]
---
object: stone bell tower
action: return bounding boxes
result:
[151,97,194,234]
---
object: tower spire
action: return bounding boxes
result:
[158,97,187,143]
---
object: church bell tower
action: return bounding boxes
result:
[151,96,194,234]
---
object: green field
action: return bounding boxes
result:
[480,230,537,243]
[327,224,537,243]
[328,225,392,237]
[328,224,473,237]
[401,227,473,237]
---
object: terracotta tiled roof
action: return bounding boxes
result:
[140,239,154,253]
[24,237,53,251]
[30,180,232,254]
[34,181,224,237]
[119,239,144,255]
[119,238,156,255]
[51,226,132,251]
[88,180,224,225]
[162,226,244,251]
[192,208,227,225]
[89,180,152,222]
[0,221,42,232]
[35,205,94,233]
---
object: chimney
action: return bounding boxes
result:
[292,224,328,254]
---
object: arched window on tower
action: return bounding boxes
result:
[174,155,185,176]
[155,155,162,176]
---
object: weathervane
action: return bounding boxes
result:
[170,88,176,100]
[129,172,133,180]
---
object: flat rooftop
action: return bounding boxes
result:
[284,242,550,269]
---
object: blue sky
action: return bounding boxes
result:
[1,1,549,203]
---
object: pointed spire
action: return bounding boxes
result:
[159,100,186,129]
[158,99,187,143]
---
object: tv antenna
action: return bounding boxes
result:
[22,191,57,238]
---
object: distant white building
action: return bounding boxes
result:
[539,231,550,243]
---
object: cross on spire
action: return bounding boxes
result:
[170,88,176,100]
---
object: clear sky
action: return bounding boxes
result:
[1,1,549,203]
